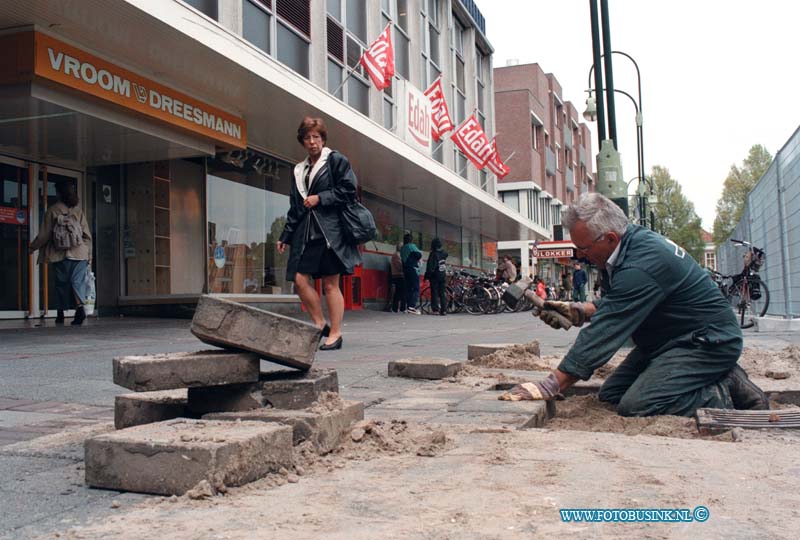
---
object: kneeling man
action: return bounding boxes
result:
[504,193,767,416]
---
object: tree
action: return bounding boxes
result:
[647,165,705,262]
[712,144,772,245]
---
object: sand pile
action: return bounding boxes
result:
[549,394,736,441]
[467,341,550,371]
[739,346,800,379]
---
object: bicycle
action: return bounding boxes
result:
[714,239,770,329]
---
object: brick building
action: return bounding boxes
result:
[493,62,595,281]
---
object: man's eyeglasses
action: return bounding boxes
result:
[574,233,606,253]
[303,134,322,142]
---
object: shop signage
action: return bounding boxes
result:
[531,247,574,259]
[30,32,246,148]
[0,206,27,225]
[396,80,431,154]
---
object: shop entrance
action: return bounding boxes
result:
[0,155,83,319]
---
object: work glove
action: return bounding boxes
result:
[498,373,561,401]
[539,301,586,329]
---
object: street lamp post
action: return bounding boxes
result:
[583,86,645,225]
[585,50,648,227]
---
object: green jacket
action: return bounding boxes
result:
[559,225,741,380]
[400,242,422,276]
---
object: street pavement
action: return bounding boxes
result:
[1,309,798,539]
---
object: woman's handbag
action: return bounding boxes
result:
[340,201,377,245]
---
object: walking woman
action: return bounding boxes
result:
[29,181,92,325]
[277,117,361,350]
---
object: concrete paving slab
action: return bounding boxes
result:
[186,368,339,415]
[114,390,188,429]
[426,411,540,428]
[364,408,442,423]
[467,343,518,359]
[85,419,293,495]
[113,351,260,392]
[205,400,364,454]
[448,391,555,427]
[190,295,320,370]
[388,357,463,379]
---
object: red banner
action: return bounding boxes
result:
[423,76,453,142]
[451,115,493,170]
[486,137,510,178]
[0,206,27,225]
[360,24,395,91]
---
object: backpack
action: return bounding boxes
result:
[53,211,83,251]
[437,257,447,273]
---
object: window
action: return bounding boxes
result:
[451,14,466,125]
[184,0,218,19]
[436,218,462,266]
[404,207,436,264]
[531,123,541,150]
[382,1,409,80]
[327,1,370,115]
[704,251,717,270]
[277,21,309,77]
[454,150,468,179]
[243,1,270,53]
[242,1,310,79]
[502,191,520,212]
[206,153,294,296]
[362,191,403,253]
[420,0,441,90]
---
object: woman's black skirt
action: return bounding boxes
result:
[296,239,348,279]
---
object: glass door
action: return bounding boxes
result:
[0,158,30,318]
[0,159,84,319]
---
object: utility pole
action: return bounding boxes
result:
[589,0,627,215]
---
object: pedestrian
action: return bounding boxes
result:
[572,262,587,302]
[424,237,448,315]
[28,181,92,325]
[533,275,547,300]
[277,116,361,351]
[389,244,405,313]
[502,192,767,417]
[560,270,571,300]
[400,232,423,314]
[500,255,517,283]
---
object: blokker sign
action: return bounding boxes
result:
[31,32,246,148]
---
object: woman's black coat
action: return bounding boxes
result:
[280,148,362,281]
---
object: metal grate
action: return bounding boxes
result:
[276,0,310,38]
[327,17,344,62]
[696,407,800,430]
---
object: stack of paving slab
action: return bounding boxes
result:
[84,295,364,496]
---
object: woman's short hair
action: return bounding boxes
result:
[562,192,628,238]
[403,232,412,244]
[296,116,328,145]
[430,237,442,250]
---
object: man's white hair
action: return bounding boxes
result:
[562,193,629,237]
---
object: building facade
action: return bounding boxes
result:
[0,0,541,320]
[492,62,594,282]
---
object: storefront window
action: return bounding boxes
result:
[403,206,435,261]
[481,235,497,274]
[461,227,481,271]
[362,191,402,253]
[206,154,292,295]
[435,218,461,266]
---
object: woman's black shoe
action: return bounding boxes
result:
[55,310,65,324]
[321,324,331,337]
[319,336,342,351]
[71,306,86,326]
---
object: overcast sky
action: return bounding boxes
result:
[478,0,800,230]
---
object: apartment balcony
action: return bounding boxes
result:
[563,125,573,149]
[545,147,556,177]
[566,168,575,192]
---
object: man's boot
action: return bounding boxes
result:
[723,364,769,410]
